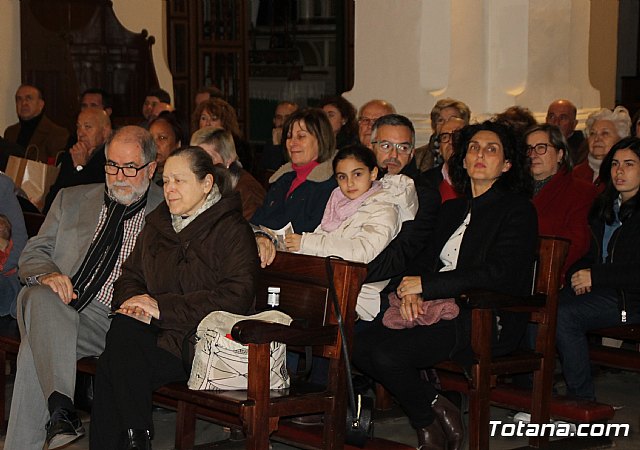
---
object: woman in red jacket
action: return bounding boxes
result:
[524,124,597,279]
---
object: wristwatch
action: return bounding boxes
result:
[25,273,49,287]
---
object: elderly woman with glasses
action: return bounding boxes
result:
[422,117,466,204]
[414,98,471,173]
[573,106,631,192]
[524,124,597,278]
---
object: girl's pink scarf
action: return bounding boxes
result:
[320,180,382,232]
[287,160,320,198]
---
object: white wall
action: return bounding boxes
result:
[344,0,612,146]
[0,0,22,132]
[1,0,621,146]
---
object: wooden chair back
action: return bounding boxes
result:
[435,235,569,449]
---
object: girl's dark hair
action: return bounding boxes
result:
[591,136,640,224]
[281,108,336,163]
[449,120,533,197]
[332,144,377,174]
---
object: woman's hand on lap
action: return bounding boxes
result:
[397,276,423,297]
[117,294,159,322]
[256,236,276,268]
[399,293,423,322]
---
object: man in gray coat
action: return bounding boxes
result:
[4,126,164,450]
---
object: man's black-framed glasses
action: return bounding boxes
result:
[104,162,151,177]
[526,143,554,156]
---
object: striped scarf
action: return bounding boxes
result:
[69,188,148,312]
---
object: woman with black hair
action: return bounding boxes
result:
[353,121,538,450]
[556,136,640,402]
[319,95,359,149]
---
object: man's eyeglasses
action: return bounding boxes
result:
[104,162,151,177]
[358,117,377,127]
[437,132,456,144]
[526,143,554,156]
[371,141,413,154]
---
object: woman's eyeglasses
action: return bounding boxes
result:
[526,143,554,156]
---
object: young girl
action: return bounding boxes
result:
[285,144,418,321]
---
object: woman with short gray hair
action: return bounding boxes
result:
[191,127,265,220]
[574,106,631,191]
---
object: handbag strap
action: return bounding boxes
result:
[325,256,360,426]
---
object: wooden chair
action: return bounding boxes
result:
[432,236,570,449]
[589,324,640,372]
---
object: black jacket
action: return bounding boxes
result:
[567,202,640,315]
[367,159,441,283]
[44,144,106,213]
[416,186,538,367]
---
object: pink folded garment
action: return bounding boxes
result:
[382,292,459,329]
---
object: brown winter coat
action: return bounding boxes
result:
[112,191,259,359]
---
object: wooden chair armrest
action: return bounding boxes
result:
[231,320,338,346]
[457,290,547,309]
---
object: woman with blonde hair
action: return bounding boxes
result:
[191,127,265,219]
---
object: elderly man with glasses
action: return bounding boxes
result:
[4,126,164,450]
[357,99,396,148]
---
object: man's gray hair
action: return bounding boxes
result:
[105,125,157,164]
[370,114,416,147]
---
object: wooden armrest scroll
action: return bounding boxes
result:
[231,320,338,346]
[457,291,547,309]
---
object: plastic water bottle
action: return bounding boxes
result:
[267,286,280,308]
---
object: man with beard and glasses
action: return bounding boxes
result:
[4,126,164,450]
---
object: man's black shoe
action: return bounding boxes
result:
[46,407,85,449]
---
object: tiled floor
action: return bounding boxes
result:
[1,369,638,449]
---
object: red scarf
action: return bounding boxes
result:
[287,160,320,198]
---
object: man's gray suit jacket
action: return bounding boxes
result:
[18,182,164,283]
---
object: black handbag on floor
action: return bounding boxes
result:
[325,257,373,447]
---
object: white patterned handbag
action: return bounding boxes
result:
[187,310,292,390]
